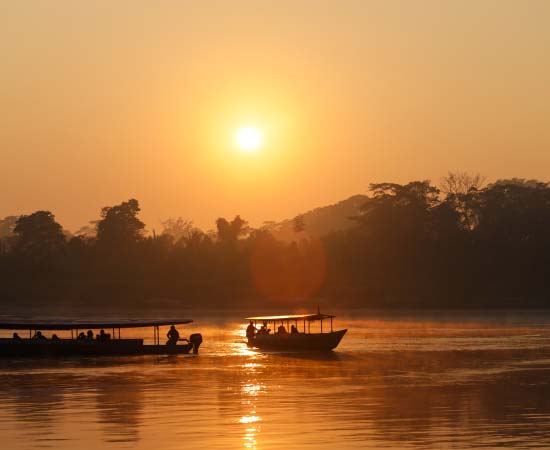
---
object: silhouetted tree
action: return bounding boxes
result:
[474,180,550,243]
[12,211,65,263]
[0,215,18,238]
[441,171,485,197]
[357,181,439,241]
[161,217,196,243]
[96,199,145,249]
[180,229,211,252]
[216,215,249,243]
[441,172,485,230]
[0,215,19,254]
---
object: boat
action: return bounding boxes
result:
[245,311,347,352]
[0,319,202,357]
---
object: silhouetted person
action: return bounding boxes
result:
[246,321,256,339]
[77,332,86,340]
[12,332,21,340]
[51,334,60,341]
[32,331,46,340]
[290,325,298,334]
[277,324,287,334]
[97,329,110,342]
[166,325,180,346]
[258,321,271,335]
[86,330,94,341]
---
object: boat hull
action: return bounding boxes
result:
[248,329,347,352]
[0,339,194,357]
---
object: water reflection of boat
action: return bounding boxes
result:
[245,312,347,352]
[0,319,202,357]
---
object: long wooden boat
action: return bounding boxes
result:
[245,312,347,352]
[0,319,202,357]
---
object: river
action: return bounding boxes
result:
[1,310,550,449]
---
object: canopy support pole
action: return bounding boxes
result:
[154,325,159,345]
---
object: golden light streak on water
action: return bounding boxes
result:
[239,416,262,424]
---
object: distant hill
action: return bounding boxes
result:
[264,194,369,241]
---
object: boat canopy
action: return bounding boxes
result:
[0,319,193,330]
[245,313,335,322]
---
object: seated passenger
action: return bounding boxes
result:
[290,325,299,334]
[86,330,94,341]
[12,332,21,340]
[277,324,287,334]
[258,321,271,335]
[32,331,47,340]
[77,332,86,340]
[51,334,60,341]
[97,329,110,342]
[166,325,180,346]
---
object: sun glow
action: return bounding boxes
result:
[235,126,263,152]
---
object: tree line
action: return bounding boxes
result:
[1,173,549,310]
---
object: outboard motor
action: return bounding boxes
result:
[189,333,203,354]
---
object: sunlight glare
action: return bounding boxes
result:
[235,126,263,152]
[239,416,262,424]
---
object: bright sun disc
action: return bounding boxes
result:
[235,126,263,152]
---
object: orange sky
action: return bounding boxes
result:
[1,1,549,233]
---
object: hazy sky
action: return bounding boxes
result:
[1,0,549,232]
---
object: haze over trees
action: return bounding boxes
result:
[0,174,549,310]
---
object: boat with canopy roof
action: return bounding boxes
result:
[245,310,347,352]
[0,318,202,357]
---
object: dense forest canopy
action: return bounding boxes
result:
[1,174,549,310]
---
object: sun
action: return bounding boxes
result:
[235,126,263,152]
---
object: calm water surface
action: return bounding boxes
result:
[1,311,550,449]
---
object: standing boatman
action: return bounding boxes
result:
[246,321,256,340]
[166,325,180,346]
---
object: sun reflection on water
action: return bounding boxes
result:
[239,415,262,424]
[243,425,260,449]
[238,350,265,449]
[242,383,264,395]
[235,346,258,357]
[242,363,263,369]
[239,381,263,448]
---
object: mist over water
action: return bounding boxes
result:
[1,311,550,449]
